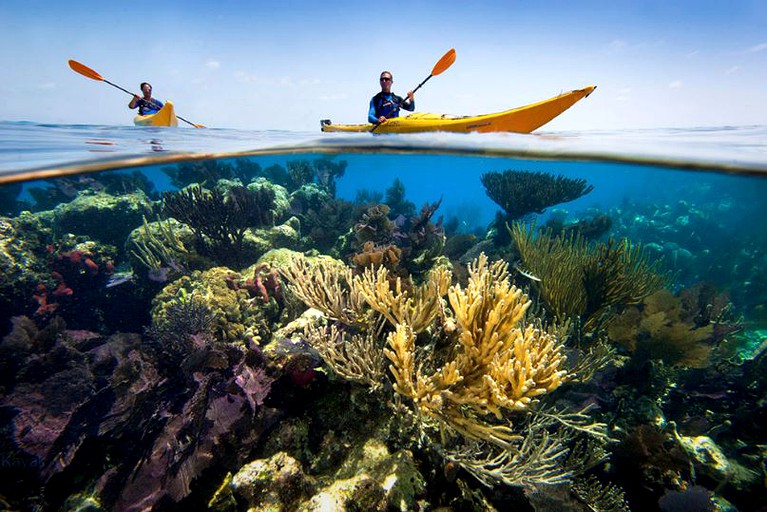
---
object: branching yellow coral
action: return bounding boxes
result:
[354,265,451,334]
[284,251,599,484]
[280,254,367,326]
[384,254,569,447]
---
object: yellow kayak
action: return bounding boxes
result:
[321,86,596,134]
[133,101,178,127]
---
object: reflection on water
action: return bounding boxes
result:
[0,137,766,511]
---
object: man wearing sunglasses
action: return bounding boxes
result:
[129,82,164,115]
[368,71,415,124]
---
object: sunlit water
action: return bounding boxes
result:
[1,121,766,511]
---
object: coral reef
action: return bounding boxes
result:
[347,200,446,277]
[481,169,594,220]
[52,190,154,247]
[0,214,53,331]
[162,158,264,189]
[162,184,276,268]
[1,153,766,511]
[283,251,608,488]
[510,222,668,332]
[0,310,276,512]
[151,266,282,346]
[606,287,740,368]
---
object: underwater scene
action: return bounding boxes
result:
[0,125,766,512]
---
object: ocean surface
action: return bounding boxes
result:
[0,121,766,511]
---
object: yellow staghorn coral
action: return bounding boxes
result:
[354,264,451,334]
[284,251,604,485]
[280,253,368,326]
[384,254,569,448]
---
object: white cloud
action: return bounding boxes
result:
[747,43,767,53]
[206,60,220,70]
[685,50,700,58]
[39,82,56,90]
[724,66,740,75]
[668,80,683,89]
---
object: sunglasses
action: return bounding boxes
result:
[380,77,392,82]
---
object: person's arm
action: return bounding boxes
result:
[368,97,379,124]
[129,95,141,110]
[401,90,415,112]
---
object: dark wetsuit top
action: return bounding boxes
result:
[134,98,164,115]
[368,92,414,123]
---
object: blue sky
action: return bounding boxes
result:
[1,0,766,131]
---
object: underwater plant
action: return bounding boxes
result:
[606,286,740,368]
[510,222,668,332]
[162,184,275,268]
[129,215,191,278]
[384,177,416,218]
[285,158,347,195]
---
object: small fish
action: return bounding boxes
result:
[105,272,135,288]
[513,262,541,282]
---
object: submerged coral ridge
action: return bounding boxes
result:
[0,153,765,510]
[283,252,604,487]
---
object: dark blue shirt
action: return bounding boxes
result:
[368,92,414,123]
[136,98,164,116]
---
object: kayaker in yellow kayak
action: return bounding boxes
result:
[128,82,164,115]
[368,71,415,124]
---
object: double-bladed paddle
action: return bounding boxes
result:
[371,48,456,133]
[68,60,205,128]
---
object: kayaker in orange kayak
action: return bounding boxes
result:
[129,82,163,115]
[368,71,415,124]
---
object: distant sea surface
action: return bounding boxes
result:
[2,121,766,233]
[2,121,767,177]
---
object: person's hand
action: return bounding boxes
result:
[132,94,140,102]
[378,116,387,123]
[406,90,414,103]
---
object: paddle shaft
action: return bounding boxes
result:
[69,60,203,127]
[370,49,455,133]
[369,90,416,133]
[411,74,433,96]
[106,78,201,128]
[126,85,200,128]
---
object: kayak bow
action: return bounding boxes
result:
[133,101,179,127]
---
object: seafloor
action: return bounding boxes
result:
[0,155,765,512]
